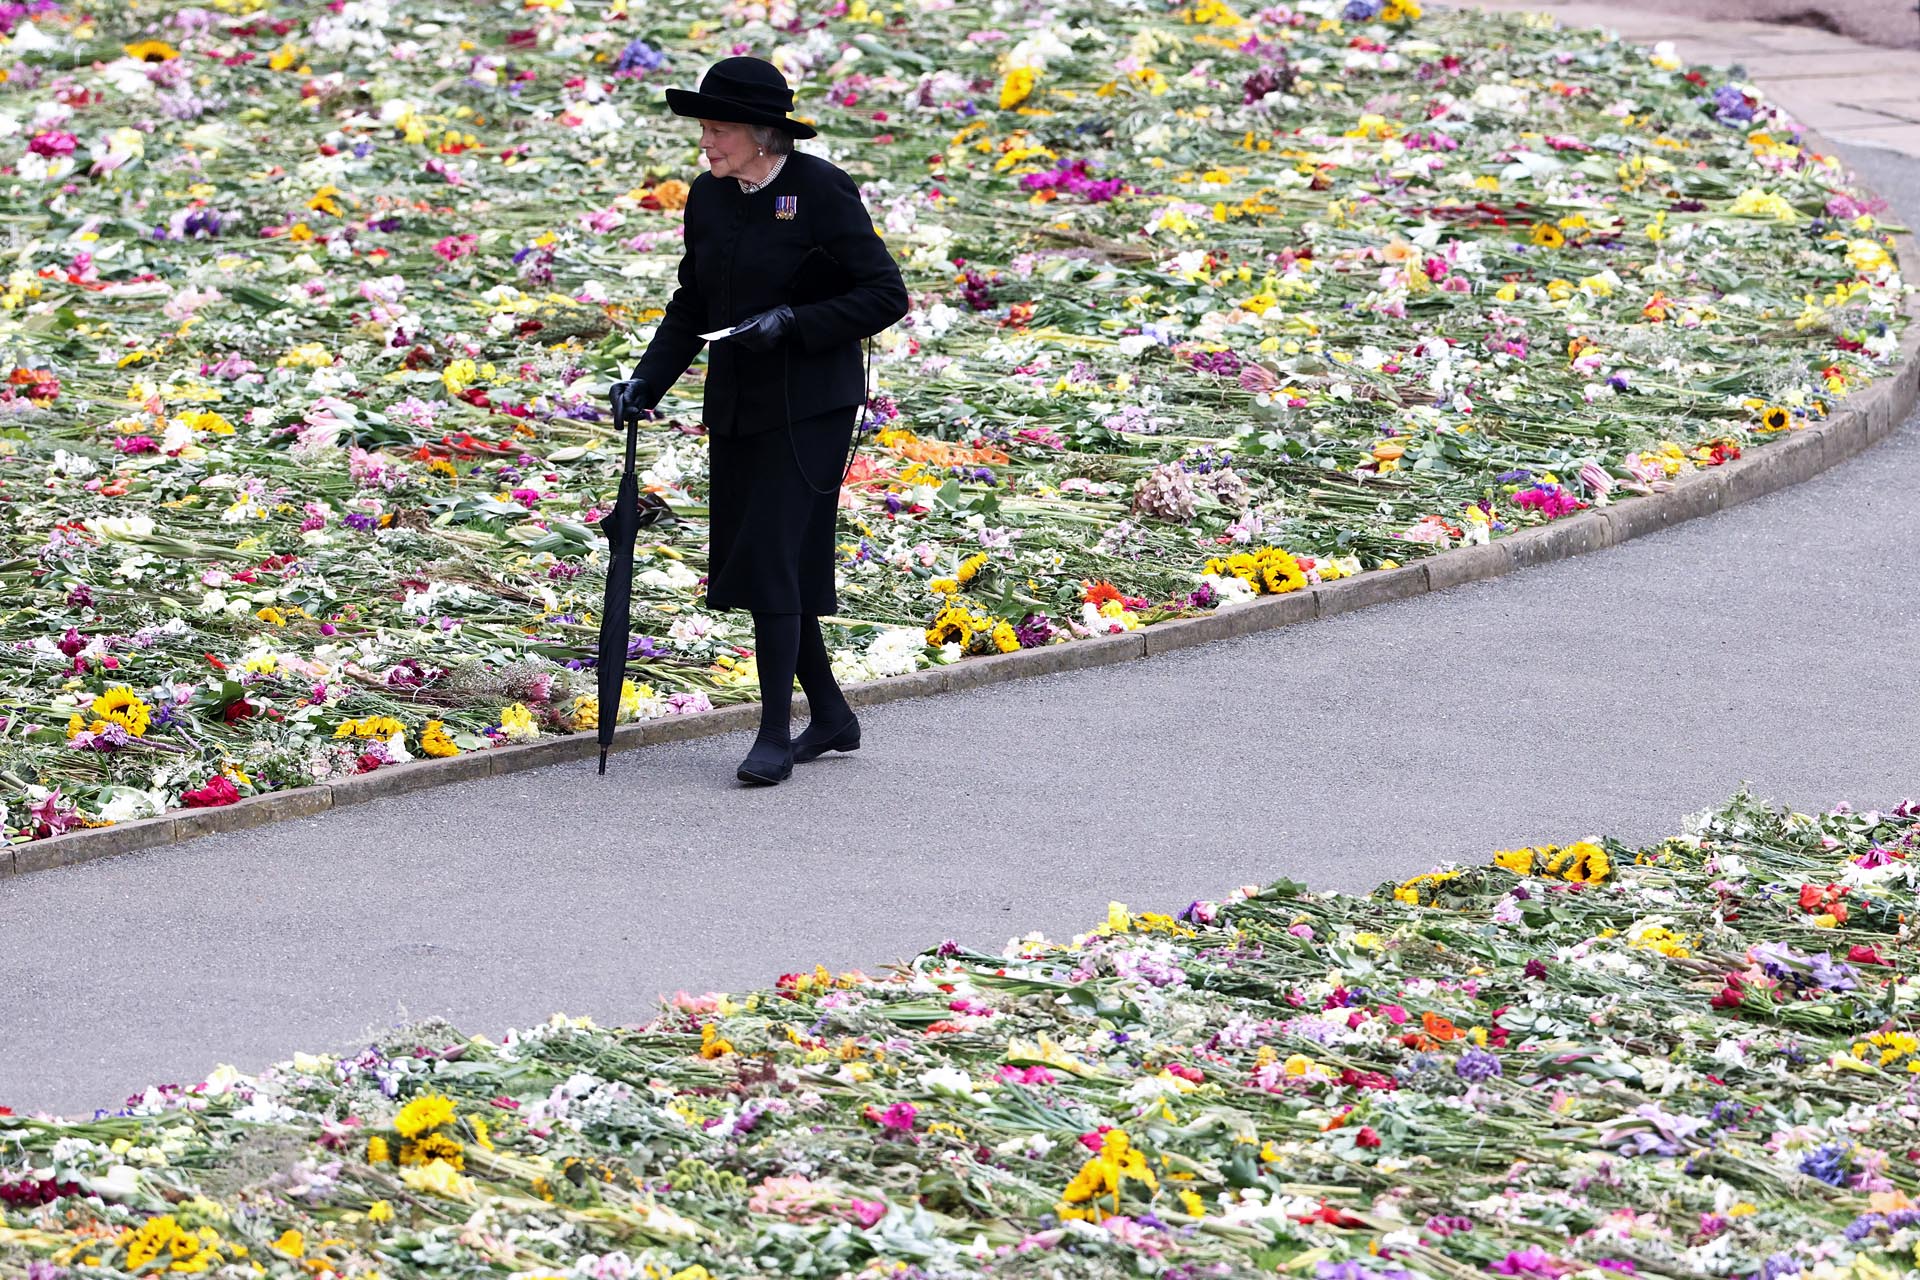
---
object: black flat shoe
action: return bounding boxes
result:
[736,739,794,785]
[793,712,860,764]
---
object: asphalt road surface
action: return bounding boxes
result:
[3,145,1916,1118]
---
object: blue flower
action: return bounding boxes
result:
[1798,1142,1851,1187]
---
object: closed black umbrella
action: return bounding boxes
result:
[594,380,672,774]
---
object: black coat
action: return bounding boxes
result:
[630,151,910,436]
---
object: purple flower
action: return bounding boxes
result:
[614,37,667,74]
[1456,1048,1503,1081]
[1190,350,1242,377]
[342,512,379,532]
[1489,1247,1562,1276]
[1016,159,1125,203]
[1806,951,1858,992]
[1014,612,1058,648]
[1710,84,1755,125]
[69,720,131,753]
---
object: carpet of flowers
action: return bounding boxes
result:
[7,789,1920,1279]
[0,0,1910,836]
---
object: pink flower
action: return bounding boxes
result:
[843,1198,886,1228]
[994,1064,1056,1085]
[28,787,81,837]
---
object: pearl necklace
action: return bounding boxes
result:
[735,151,788,194]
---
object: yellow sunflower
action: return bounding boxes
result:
[392,1093,456,1139]
[91,685,151,737]
[123,40,179,62]
[1759,405,1791,432]
[1255,548,1307,595]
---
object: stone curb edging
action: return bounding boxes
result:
[6,157,1916,883]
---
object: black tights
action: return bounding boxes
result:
[751,612,851,747]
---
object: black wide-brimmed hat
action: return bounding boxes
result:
[664,56,817,139]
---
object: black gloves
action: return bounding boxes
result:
[726,305,795,353]
[611,375,656,418]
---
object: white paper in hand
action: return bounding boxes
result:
[699,325,738,341]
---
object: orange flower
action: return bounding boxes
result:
[1083,580,1123,606]
[642,178,690,211]
[1421,1011,1461,1042]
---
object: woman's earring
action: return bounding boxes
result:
[757,148,764,155]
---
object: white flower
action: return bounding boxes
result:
[8,20,58,53]
[830,649,874,685]
[1200,572,1256,606]
[569,101,624,137]
[97,789,165,823]
[637,560,700,590]
[201,1063,252,1095]
[667,615,714,644]
[83,1165,143,1201]
[866,627,925,678]
[48,448,96,479]
[919,1066,989,1103]
[90,514,156,541]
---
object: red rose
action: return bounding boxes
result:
[181,775,240,807]
[1356,1126,1381,1149]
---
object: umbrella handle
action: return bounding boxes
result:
[610,379,650,476]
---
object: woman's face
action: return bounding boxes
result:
[697,119,761,179]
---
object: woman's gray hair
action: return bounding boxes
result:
[747,123,795,155]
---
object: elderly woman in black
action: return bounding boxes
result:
[618,56,909,786]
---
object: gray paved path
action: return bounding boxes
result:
[4,145,1918,1118]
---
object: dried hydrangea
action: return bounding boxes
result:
[1131,462,1198,523]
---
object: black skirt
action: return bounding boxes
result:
[703,405,855,615]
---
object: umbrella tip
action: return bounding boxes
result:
[598,746,609,775]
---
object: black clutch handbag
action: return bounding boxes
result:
[786,244,853,306]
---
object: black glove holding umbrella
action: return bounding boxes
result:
[594,378,675,774]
